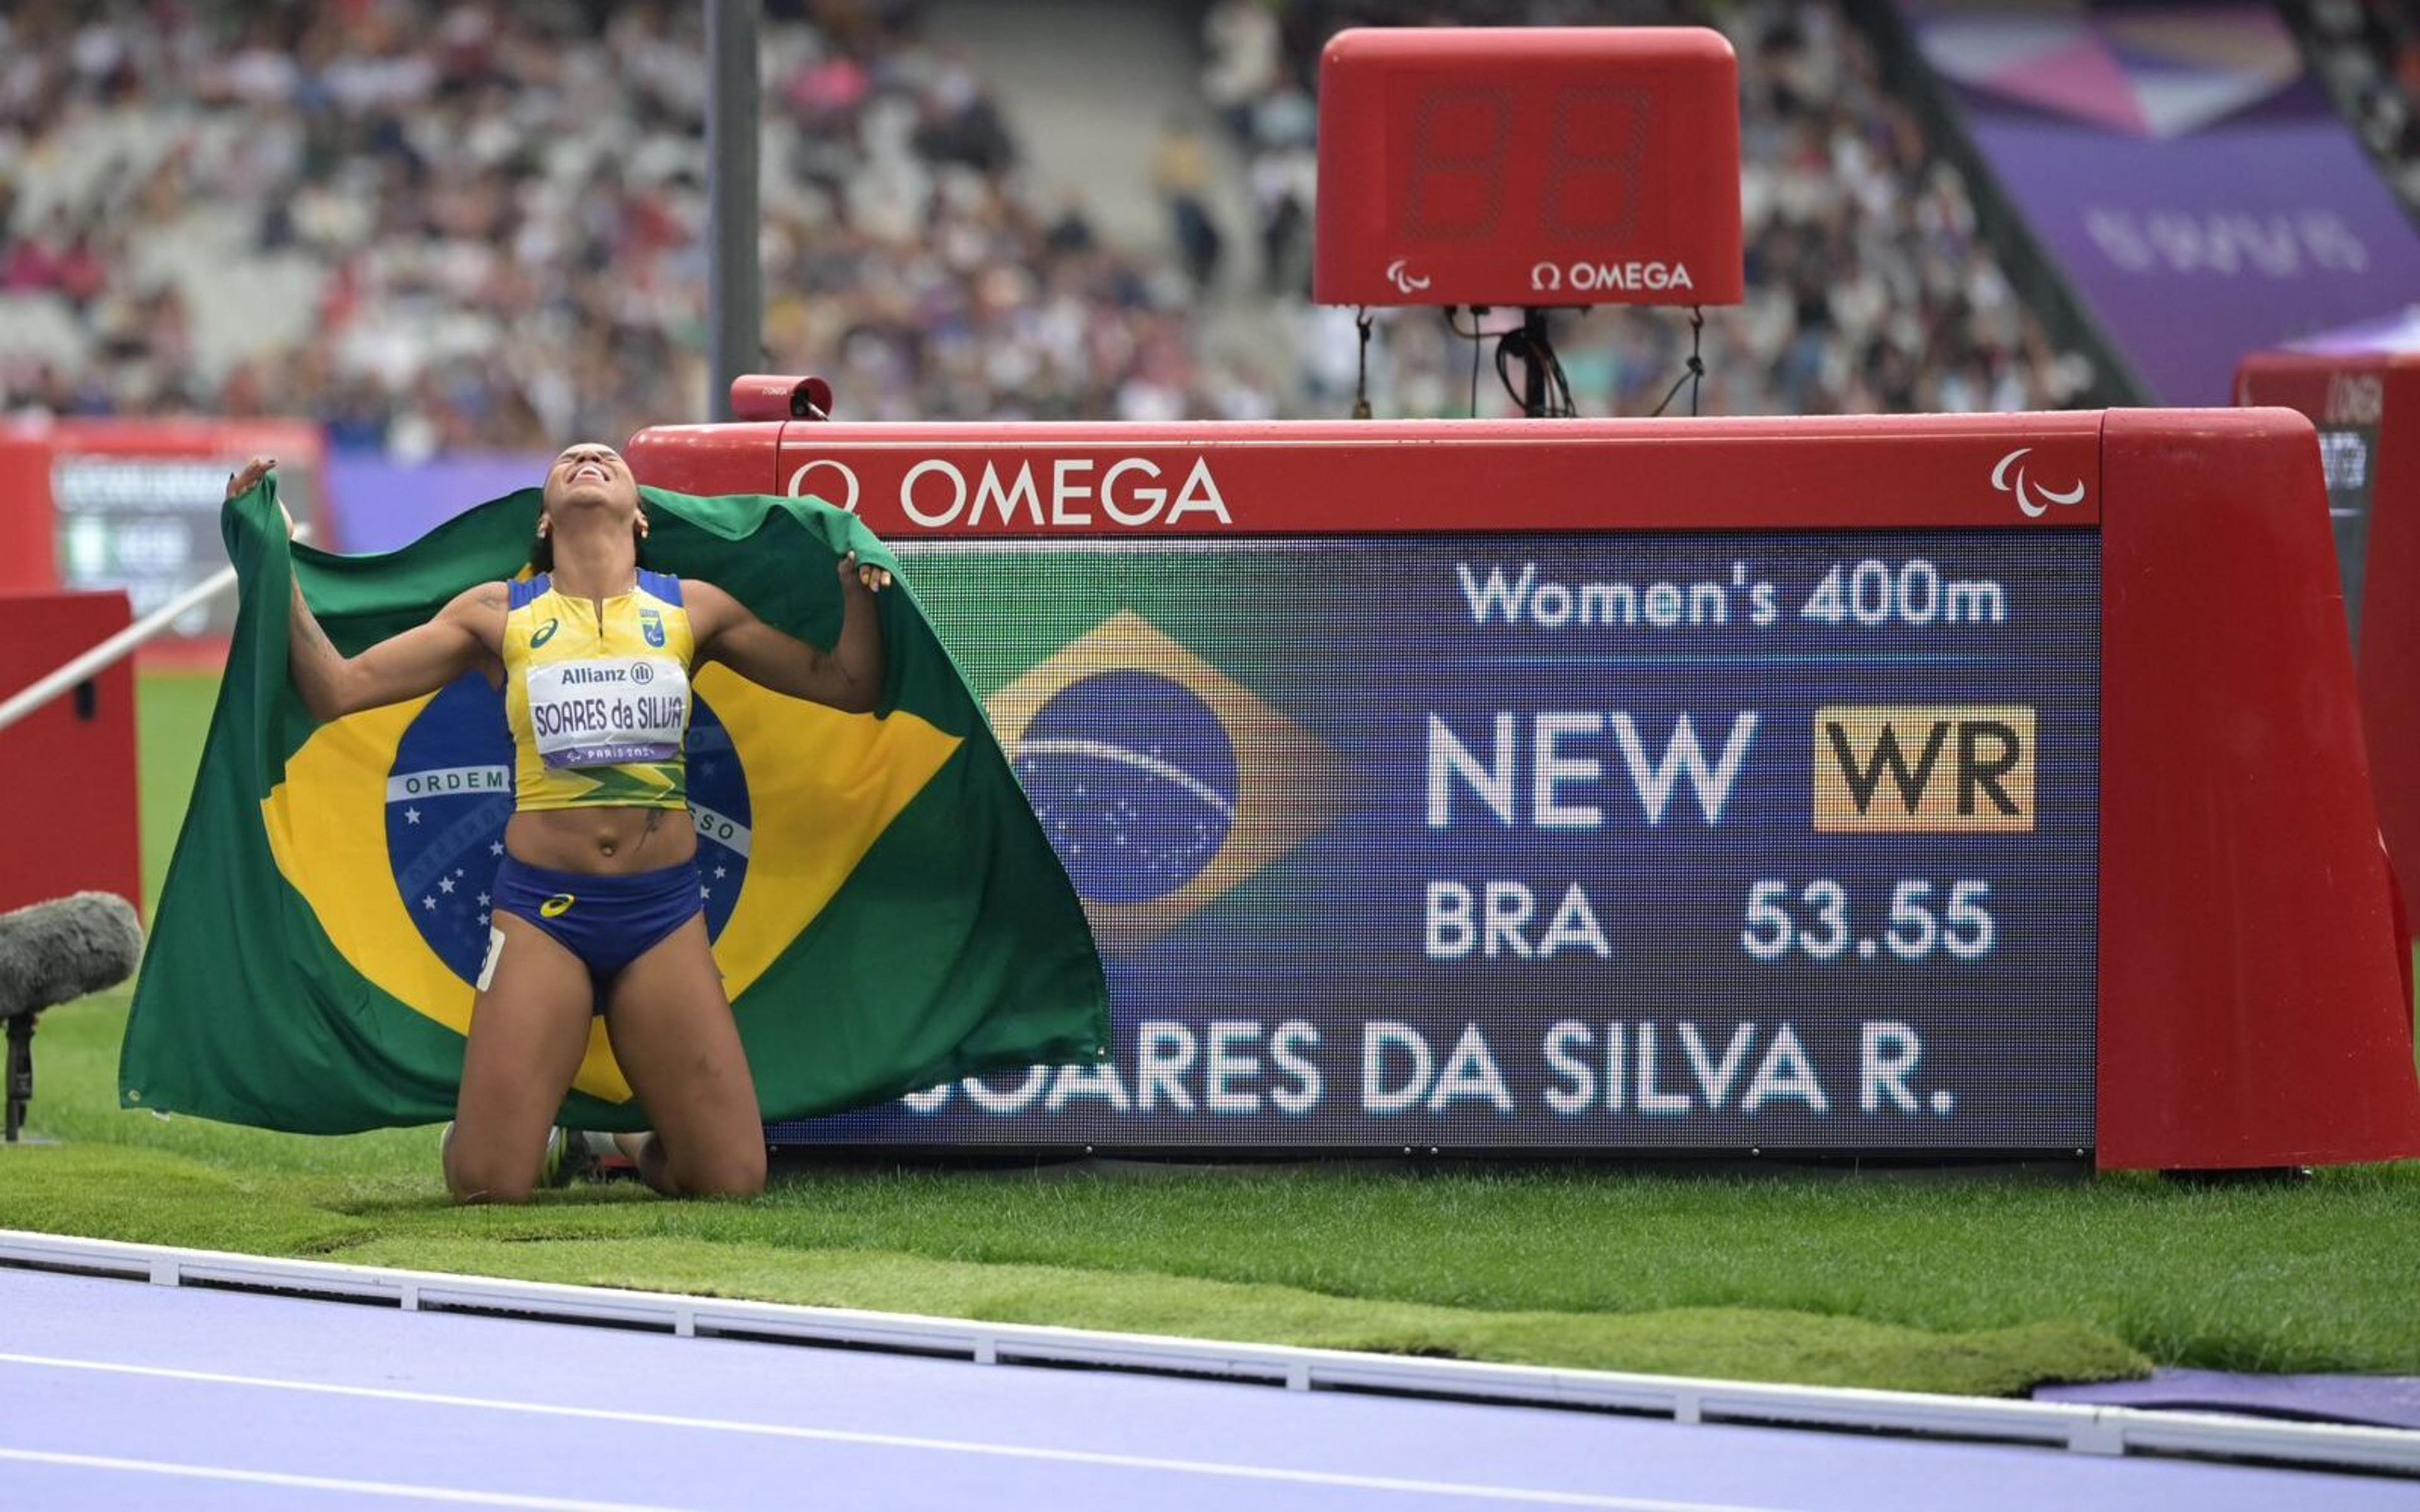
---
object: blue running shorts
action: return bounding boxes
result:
[490,855,704,997]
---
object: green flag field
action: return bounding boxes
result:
[1,671,2417,1398]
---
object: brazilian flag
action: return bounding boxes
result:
[120,480,1110,1133]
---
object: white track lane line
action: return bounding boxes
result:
[0,1447,684,1511]
[0,1351,1771,1511]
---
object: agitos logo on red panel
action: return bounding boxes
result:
[1990,447,2090,520]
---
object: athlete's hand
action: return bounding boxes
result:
[226,455,275,503]
[226,454,296,537]
[839,551,892,594]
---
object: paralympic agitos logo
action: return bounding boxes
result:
[1990,448,2087,519]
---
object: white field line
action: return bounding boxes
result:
[0,1353,1766,1512]
[0,1446,686,1511]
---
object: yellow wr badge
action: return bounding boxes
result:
[539,894,576,919]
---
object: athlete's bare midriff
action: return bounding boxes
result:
[504,805,698,874]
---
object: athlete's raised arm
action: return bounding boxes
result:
[685,554,890,714]
[227,456,504,721]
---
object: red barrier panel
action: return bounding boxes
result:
[2233,353,2420,919]
[0,590,142,915]
[2099,410,2416,1168]
[630,411,2105,533]
[628,402,2420,1168]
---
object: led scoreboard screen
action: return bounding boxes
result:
[635,401,2420,1170]
[783,531,2098,1151]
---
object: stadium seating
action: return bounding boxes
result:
[0,0,2164,436]
[2281,0,2420,215]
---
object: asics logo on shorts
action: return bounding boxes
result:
[539,893,576,918]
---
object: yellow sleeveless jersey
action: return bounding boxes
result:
[501,570,696,811]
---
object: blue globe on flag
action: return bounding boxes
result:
[1013,670,1238,904]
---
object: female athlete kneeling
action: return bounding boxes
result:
[228,444,889,1203]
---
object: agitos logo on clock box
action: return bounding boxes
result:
[1812,706,2035,833]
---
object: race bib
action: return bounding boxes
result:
[524,656,690,769]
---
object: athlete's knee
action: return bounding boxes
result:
[445,1146,538,1205]
[448,1174,537,1205]
[677,1139,766,1200]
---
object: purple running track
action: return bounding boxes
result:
[0,1268,2407,1511]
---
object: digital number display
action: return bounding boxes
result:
[771,531,2100,1152]
[1395,83,1649,247]
[1315,28,1743,308]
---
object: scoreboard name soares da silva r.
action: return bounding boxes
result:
[627,405,2420,1170]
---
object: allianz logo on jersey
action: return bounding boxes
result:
[555,665,634,686]
[786,455,1234,530]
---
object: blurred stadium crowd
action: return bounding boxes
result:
[2288,0,2420,214]
[0,0,2394,446]
[1205,0,2099,419]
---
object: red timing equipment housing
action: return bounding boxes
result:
[1313,28,1745,309]
[630,386,2420,1171]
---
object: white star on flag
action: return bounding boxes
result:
[476,893,489,907]
[405,808,421,825]
[489,841,504,856]
[714,866,726,879]
[438,877,455,894]
[420,896,435,911]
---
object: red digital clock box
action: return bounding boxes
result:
[1313,28,1744,309]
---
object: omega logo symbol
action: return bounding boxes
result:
[785,459,862,513]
